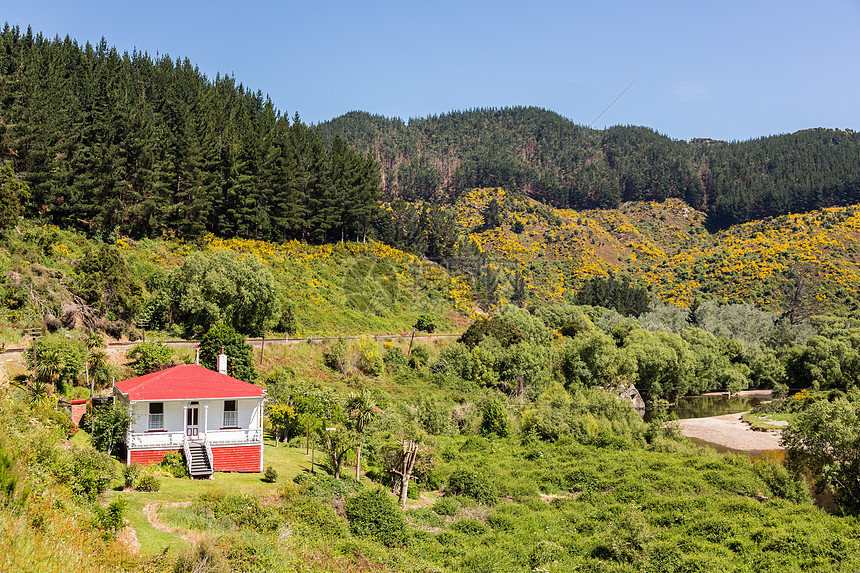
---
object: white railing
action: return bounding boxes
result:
[128,428,261,448]
[205,428,263,445]
[183,437,192,472]
[204,437,214,470]
[127,431,186,449]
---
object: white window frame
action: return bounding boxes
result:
[148,402,164,431]
[223,400,238,427]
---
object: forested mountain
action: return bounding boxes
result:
[320,109,860,228]
[3,23,860,246]
[0,25,381,243]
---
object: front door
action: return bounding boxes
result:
[186,406,199,438]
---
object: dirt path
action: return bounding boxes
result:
[677,412,784,451]
[143,501,201,544]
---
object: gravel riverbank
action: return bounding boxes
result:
[677,412,783,451]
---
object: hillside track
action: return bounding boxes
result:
[0,332,461,357]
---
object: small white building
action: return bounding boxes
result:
[113,363,266,475]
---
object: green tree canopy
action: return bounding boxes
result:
[73,244,143,325]
[783,397,860,512]
[0,163,29,230]
[26,333,86,388]
[171,249,278,338]
[198,323,257,384]
[125,341,178,376]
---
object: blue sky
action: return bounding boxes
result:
[3,0,859,142]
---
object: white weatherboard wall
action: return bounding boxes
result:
[129,401,184,433]
[128,399,261,433]
[208,399,257,428]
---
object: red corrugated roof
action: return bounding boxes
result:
[114,364,265,401]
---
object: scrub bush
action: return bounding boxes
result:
[451,518,488,536]
[135,473,161,492]
[122,463,141,489]
[193,493,281,532]
[172,538,229,573]
[406,508,444,529]
[53,448,115,501]
[409,345,430,368]
[160,451,189,478]
[344,488,406,547]
[284,497,349,536]
[432,496,461,516]
[479,399,509,437]
[263,466,278,483]
[92,498,128,539]
[446,469,498,505]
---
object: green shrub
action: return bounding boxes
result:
[293,472,361,500]
[284,497,349,537]
[486,511,515,532]
[434,342,473,379]
[135,473,161,492]
[415,314,437,333]
[0,450,24,508]
[432,496,461,516]
[480,399,509,437]
[753,458,810,504]
[323,337,349,373]
[383,346,407,372]
[406,508,445,529]
[344,488,406,547]
[458,317,525,349]
[123,463,141,489]
[452,518,489,536]
[25,333,87,387]
[172,538,229,573]
[529,539,567,568]
[53,448,115,501]
[263,466,278,483]
[417,398,454,436]
[435,531,464,548]
[89,404,131,456]
[92,497,128,539]
[355,335,384,376]
[420,470,444,491]
[193,492,281,532]
[446,469,498,505]
[160,451,189,478]
[409,345,430,368]
[125,341,177,376]
[325,336,383,377]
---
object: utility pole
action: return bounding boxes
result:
[260,333,265,366]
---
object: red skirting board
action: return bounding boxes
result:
[211,444,263,472]
[129,448,180,466]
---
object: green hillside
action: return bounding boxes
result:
[320,109,860,228]
[454,188,860,317]
[0,222,472,344]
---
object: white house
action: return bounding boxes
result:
[113,360,266,475]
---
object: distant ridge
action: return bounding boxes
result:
[319,108,860,229]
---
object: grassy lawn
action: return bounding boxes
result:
[111,438,315,555]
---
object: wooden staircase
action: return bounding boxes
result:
[185,441,213,478]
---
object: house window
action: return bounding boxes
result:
[148,403,164,431]
[223,400,237,427]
